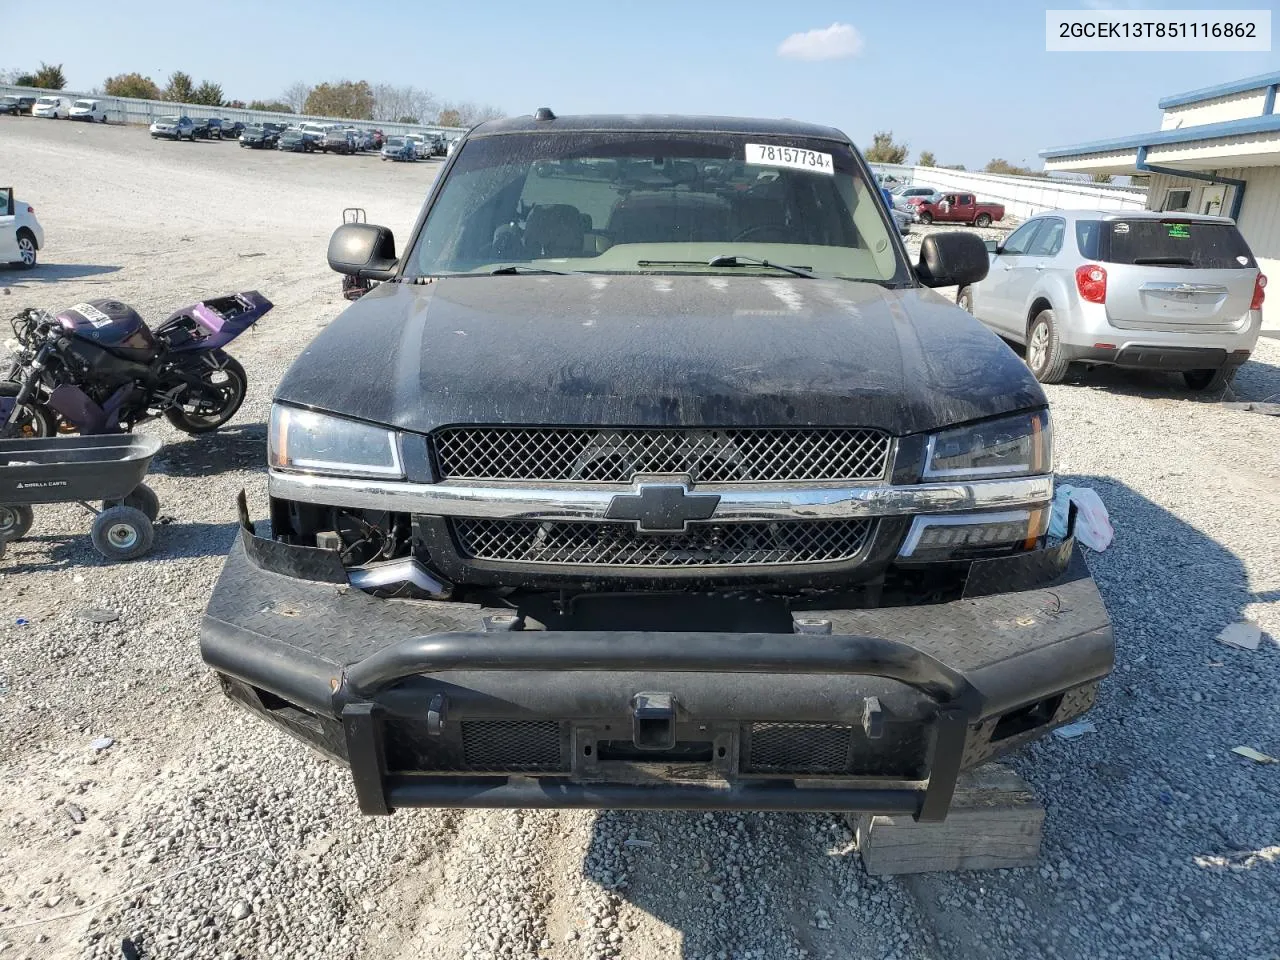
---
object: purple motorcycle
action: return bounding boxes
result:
[1,292,271,438]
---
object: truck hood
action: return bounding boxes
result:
[276,274,1044,436]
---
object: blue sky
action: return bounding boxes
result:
[6,0,1278,168]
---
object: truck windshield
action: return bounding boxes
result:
[406,132,907,283]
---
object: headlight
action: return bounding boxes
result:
[268,404,403,479]
[923,410,1051,481]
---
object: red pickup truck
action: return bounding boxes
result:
[910,192,1005,227]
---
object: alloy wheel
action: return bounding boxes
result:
[1028,322,1049,372]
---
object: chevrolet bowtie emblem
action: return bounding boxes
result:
[605,483,721,532]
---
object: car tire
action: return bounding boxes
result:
[957,286,974,314]
[918,211,934,225]
[15,230,38,269]
[1026,309,1070,384]
[1182,367,1234,392]
[975,213,992,227]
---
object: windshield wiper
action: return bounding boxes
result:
[489,265,570,275]
[635,256,814,279]
[1132,257,1195,266]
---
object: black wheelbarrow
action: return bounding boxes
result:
[0,434,163,562]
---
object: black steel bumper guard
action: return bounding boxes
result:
[203,494,1112,822]
[335,630,979,821]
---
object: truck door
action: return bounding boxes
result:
[956,195,976,223]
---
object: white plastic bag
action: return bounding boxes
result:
[1049,484,1114,552]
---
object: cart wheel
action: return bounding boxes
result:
[0,504,34,542]
[105,483,160,522]
[91,506,155,561]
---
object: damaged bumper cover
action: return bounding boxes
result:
[201,518,1112,821]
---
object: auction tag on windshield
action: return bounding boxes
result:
[745,143,833,175]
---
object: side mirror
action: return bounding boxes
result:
[916,232,990,288]
[327,223,398,280]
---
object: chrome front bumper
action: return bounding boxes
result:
[266,471,1054,524]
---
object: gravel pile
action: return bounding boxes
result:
[1,121,1277,960]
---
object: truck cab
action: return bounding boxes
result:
[201,111,1112,821]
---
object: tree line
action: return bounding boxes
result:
[0,64,502,126]
[863,131,1113,183]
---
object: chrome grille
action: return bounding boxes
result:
[433,427,890,483]
[451,518,875,568]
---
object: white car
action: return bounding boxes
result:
[150,115,195,140]
[404,133,431,158]
[299,122,335,140]
[892,185,941,211]
[0,187,45,269]
[69,99,108,123]
[31,95,71,119]
[446,137,459,158]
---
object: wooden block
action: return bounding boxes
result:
[850,763,1043,876]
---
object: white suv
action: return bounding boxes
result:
[0,187,45,269]
[959,209,1265,390]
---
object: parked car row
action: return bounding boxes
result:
[148,115,248,141]
[888,184,1006,227]
[2,95,109,122]
[8,99,462,161]
[885,185,1003,227]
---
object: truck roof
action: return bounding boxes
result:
[470,112,850,144]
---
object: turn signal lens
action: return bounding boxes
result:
[1251,273,1267,311]
[898,509,1051,559]
[1075,264,1107,304]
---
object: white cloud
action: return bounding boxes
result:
[777,23,864,61]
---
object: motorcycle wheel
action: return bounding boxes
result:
[0,381,57,438]
[164,353,247,435]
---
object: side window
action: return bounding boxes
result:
[0,187,12,218]
[1028,218,1066,256]
[1075,220,1103,259]
[1163,188,1191,212]
[1001,220,1042,256]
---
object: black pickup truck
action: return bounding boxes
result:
[202,112,1112,820]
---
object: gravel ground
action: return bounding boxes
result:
[0,120,1277,960]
